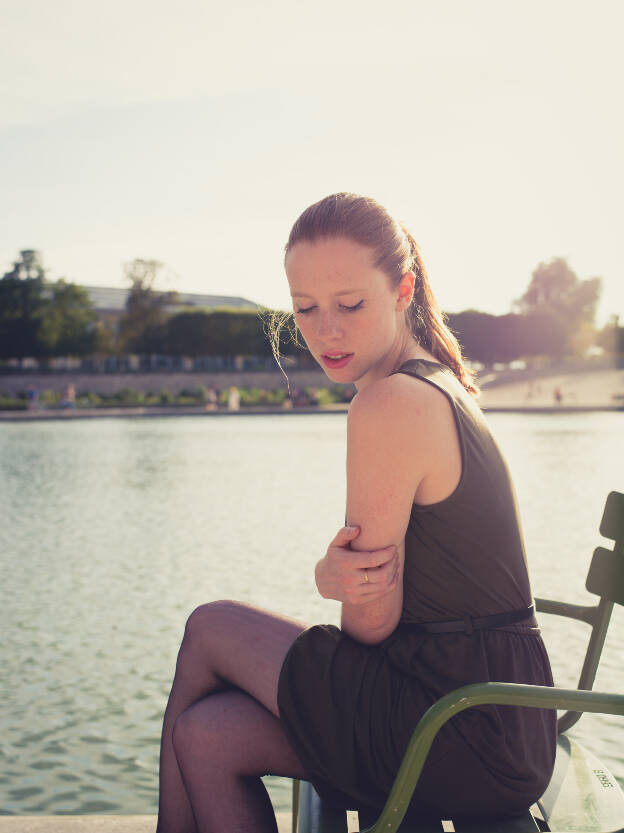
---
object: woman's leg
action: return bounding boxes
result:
[156,600,308,833]
[172,689,307,833]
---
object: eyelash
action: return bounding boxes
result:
[296,300,364,315]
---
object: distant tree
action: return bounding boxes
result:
[0,250,101,362]
[94,320,117,356]
[165,308,274,358]
[597,315,624,356]
[503,311,568,360]
[0,252,47,361]
[446,310,498,365]
[207,309,271,358]
[38,280,98,357]
[117,259,178,354]
[165,310,213,356]
[2,249,46,282]
[447,309,568,366]
[514,258,601,354]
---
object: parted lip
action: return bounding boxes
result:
[322,351,352,358]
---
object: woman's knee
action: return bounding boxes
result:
[182,599,241,646]
[171,694,253,769]
[172,702,218,762]
[172,692,303,778]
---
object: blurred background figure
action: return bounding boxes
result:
[27,387,38,410]
[204,387,218,411]
[61,383,76,409]
[227,385,240,411]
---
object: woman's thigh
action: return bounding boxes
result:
[182,600,308,718]
[173,689,307,779]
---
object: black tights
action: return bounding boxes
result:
[156,600,307,833]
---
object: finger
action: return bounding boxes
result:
[350,578,399,604]
[361,557,399,587]
[329,525,360,547]
[350,546,397,569]
[361,561,397,585]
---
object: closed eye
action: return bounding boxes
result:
[295,300,364,314]
[340,300,364,312]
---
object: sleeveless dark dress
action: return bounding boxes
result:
[277,359,557,818]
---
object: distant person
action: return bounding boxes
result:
[553,386,563,405]
[293,387,310,407]
[62,383,76,409]
[204,388,218,412]
[227,385,240,411]
[27,387,38,410]
[156,193,556,831]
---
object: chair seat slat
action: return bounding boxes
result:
[538,736,624,832]
[451,812,539,832]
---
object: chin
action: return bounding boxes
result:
[321,366,360,386]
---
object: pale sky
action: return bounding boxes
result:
[2,0,623,323]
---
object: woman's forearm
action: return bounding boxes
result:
[340,585,403,644]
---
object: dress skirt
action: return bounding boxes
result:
[277,622,557,818]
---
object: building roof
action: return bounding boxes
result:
[81,285,261,312]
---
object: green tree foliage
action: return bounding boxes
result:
[118,259,178,354]
[38,281,98,357]
[0,261,47,360]
[446,259,602,366]
[0,250,98,361]
[93,320,117,356]
[597,315,624,356]
[3,249,46,281]
[163,307,318,361]
[165,308,273,357]
[447,309,568,365]
[1,250,48,360]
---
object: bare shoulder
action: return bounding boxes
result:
[347,371,453,434]
[347,371,461,506]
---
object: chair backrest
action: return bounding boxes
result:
[587,491,624,605]
[557,490,623,733]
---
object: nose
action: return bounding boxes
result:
[316,310,344,340]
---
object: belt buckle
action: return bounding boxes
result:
[462,613,474,636]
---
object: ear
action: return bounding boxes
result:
[396,271,415,311]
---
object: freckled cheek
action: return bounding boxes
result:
[294,319,317,352]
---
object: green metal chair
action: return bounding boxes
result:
[291,491,624,833]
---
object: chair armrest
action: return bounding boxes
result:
[534,597,597,625]
[365,683,624,833]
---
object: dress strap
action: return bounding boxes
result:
[397,605,535,636]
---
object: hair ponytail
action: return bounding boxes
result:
[402,227,479,396]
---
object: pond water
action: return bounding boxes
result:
[0,411,622,815]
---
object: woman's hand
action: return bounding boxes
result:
[315,525,399,605]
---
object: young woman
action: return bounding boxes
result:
[156,193,557,833]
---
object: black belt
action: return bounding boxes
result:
[398,604,535,636]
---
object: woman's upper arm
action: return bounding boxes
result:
[346,377,426,551]
[342,377,429,640]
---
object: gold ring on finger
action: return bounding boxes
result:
[364,570,369,583]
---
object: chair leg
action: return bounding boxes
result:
[292,778,300,833]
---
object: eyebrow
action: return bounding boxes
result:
[291,289,364,299]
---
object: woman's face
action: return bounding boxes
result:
[285,236,414,389]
